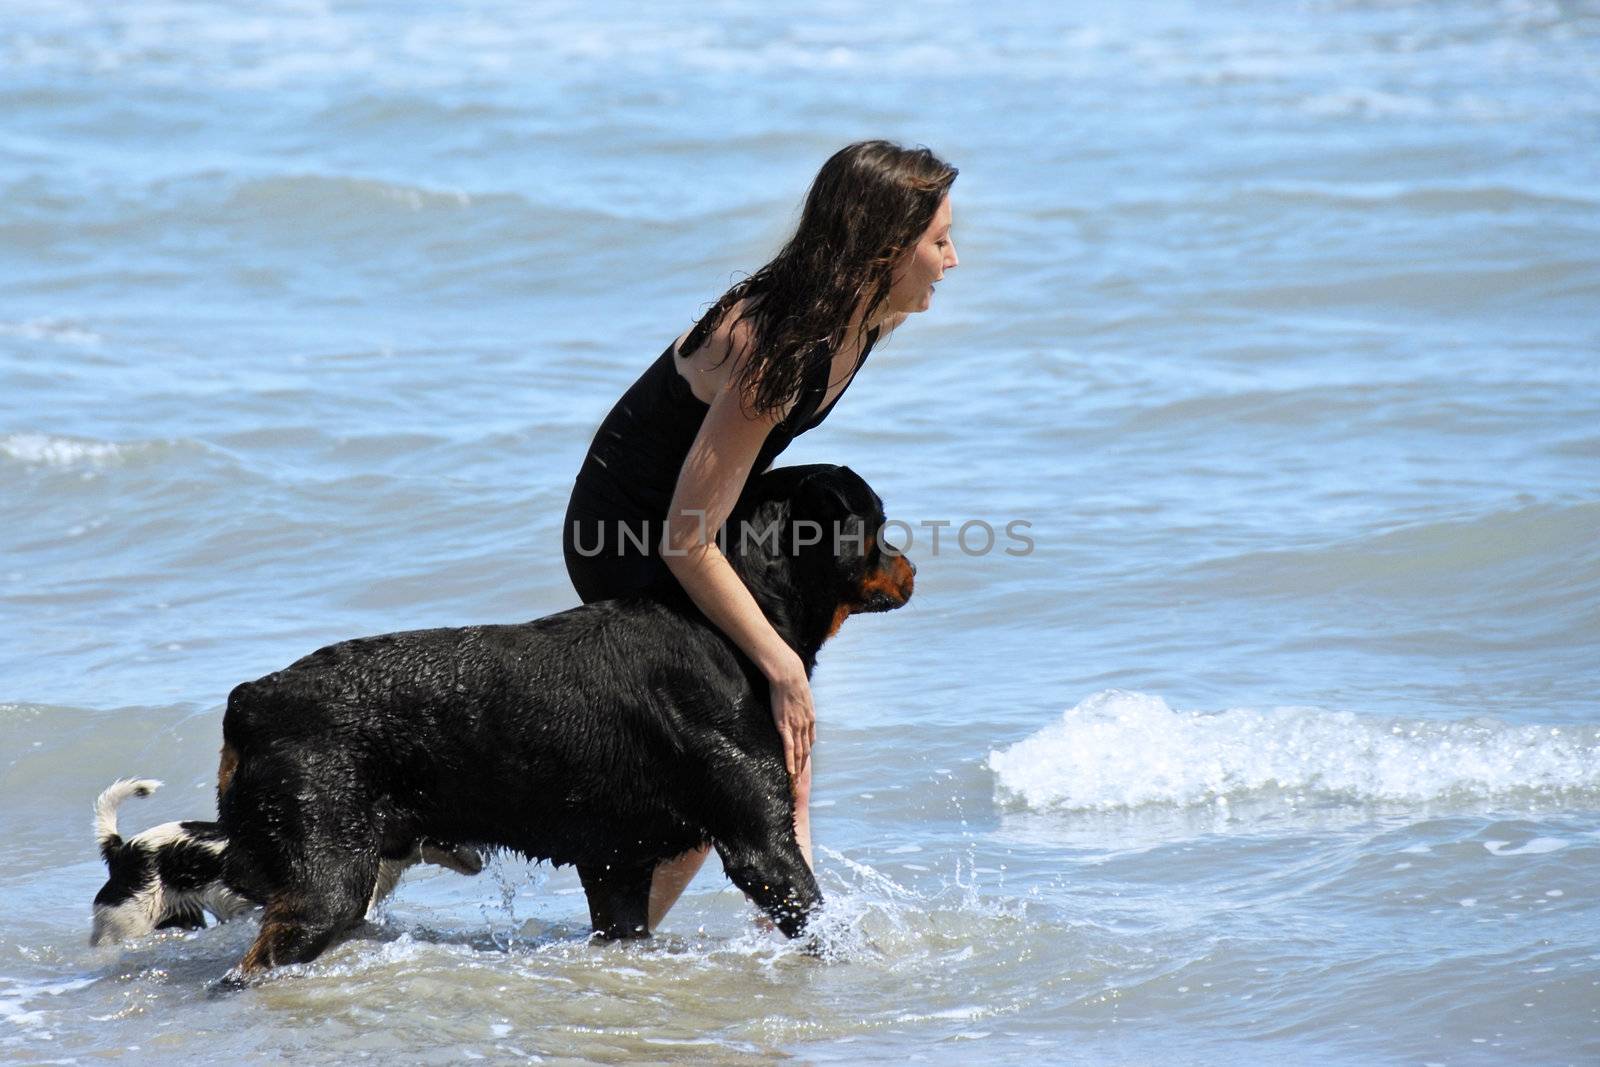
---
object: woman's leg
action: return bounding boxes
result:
[792,758,814,868]
[647,845,710,930]
[648,761,813,930]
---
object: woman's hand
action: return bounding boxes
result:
[767,654,815,785]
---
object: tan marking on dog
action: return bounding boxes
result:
[237,895,301,974]
[825,602,851,639]
[857,555,914,604]
[216,743,239,800]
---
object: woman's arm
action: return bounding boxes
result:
[661,340,815,783]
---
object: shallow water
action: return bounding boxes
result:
[3,0,1599,1063]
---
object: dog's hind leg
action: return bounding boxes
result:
[232,849,379,977]
[577,862,655,939]
[223,764,382,977]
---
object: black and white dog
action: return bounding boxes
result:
[91,778,252,945]
[91,778,483,945]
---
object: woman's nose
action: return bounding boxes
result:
[945,242,959,270]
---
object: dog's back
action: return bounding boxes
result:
[218,601,754,884]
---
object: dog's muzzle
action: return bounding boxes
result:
[856,555,915,613]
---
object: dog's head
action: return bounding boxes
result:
[727,464,914,657]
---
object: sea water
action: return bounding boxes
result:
[2,0,1597,1063]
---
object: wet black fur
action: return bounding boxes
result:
[217,464,911,973]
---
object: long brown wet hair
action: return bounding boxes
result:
[679,140,958,418]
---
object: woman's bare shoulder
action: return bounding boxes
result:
[675,300,768,409]
[677,298,757,360]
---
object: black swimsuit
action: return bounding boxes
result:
[563,330,878,603]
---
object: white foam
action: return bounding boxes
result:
[1485,838,1567,856]
[988,691,1600,812]
[0,975,96,1029]
[0,433,133,468]
[0,318,103,347]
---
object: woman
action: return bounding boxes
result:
[563,139,958,930]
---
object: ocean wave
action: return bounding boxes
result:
[224,174,474,219]
[0,4,1095,88]
[1222,260,1595,312]
[0,432,153,469]
[1245,179,1599,213]
[0,318,103,347]
[0,975,97,1030]
[1181,500,1600,603]
[1300,87,1438,118]
[206,173,664,249]
[989,690,1600,812]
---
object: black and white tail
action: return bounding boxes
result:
[93,778,163,858]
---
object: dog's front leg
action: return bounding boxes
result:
[577,862,655,939]
[714,839,821,939]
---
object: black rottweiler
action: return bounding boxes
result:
[211,464,913,978]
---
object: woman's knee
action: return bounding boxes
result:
[658,844,711,876]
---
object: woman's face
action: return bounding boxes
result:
[886,195,957,315]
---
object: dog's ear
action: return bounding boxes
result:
[726,497,790,551]
[724,496,794,593]
[795,466,866,522]
[730,499,801,641]
[830,466,883,515]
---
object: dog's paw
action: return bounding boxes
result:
[207,968,257,997]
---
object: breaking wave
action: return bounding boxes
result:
[989,690,1600,812]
